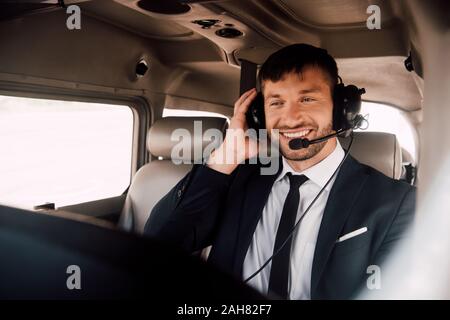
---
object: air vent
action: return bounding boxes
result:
[136,59,149,78]
[215,28,243,38]
[192,19,220,29]
[137,0,191,15]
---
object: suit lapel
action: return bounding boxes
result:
[232,159,282,276]
[311,156,369,296]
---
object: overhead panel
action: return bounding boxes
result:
[276,0,394,28]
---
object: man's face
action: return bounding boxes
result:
[263,67,334,161]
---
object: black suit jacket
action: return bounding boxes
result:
[144,155,416,299]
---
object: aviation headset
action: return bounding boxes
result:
[246,46,366,134]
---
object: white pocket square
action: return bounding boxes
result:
[336,227,368,243]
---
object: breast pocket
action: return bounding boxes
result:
[332,229,371,257]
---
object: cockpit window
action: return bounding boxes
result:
[0,94,134,209]
[357,101,417,164]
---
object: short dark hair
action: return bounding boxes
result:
[258,43,339,92]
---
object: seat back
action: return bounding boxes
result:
[119,116,227,233]
[339,131,402,179]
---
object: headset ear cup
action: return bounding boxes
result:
[255,92,265,129]
[332,83,345,131]
[333,83,364,131]
[343,85,363,129]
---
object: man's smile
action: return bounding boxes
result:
[278,128,315,141]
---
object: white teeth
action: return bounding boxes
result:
[282,130,310,138]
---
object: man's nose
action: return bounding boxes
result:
[282,102,304,126]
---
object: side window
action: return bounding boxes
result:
[357,101,417,162]
[0,94,134,209]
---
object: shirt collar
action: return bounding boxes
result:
[276,140,345,191]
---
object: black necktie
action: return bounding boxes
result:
[268,173,308,299]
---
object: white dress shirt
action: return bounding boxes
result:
[242,140,345,299]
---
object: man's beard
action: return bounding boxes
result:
[280,123,333,161]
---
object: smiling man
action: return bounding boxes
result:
[145,44,416,299]
[264,69,336,170]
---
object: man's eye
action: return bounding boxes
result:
[301,97,316,103]
[269,101,282,107]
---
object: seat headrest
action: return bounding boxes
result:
[149,119,401,178]
[339,132,402,179]
[147,116,228,162]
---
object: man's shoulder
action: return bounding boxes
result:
[342,157,416,238]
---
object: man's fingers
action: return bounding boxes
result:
[238,88,256,104]
[236,89,258,115]
[233,88,257,116]
[234,89,258,117]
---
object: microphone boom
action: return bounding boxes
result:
[288,129,345,150]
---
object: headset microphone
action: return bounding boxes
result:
[288,114,366,150]
[288,129,344,150]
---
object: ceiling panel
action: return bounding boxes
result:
[276,0,394,28]
[0,3,57,21]
[81,1,195,39]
